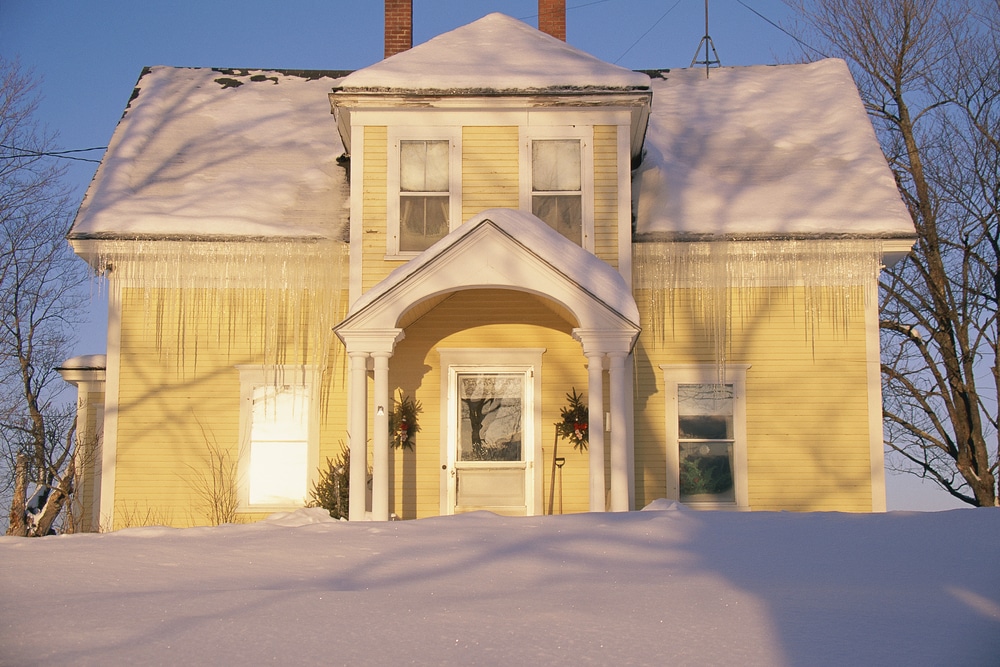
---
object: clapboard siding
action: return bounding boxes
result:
[112,287,350,528]
[592,125,619,268]
[632,283,874,512]
[462,126,519,218]
[362,126,392,292]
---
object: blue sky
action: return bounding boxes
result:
[0,1,967,511]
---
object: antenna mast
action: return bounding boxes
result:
[690,0,721,77]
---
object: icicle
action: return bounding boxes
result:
[91,239,349,390]
[634,239,882,382]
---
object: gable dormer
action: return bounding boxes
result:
[329,13,651,300]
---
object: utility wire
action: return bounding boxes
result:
[517,0,616,21]
[735,0,829,59]
[613,0,683,64]
[1,144,105,164]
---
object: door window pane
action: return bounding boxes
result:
[678,384,735,502]
[458,373,523,462]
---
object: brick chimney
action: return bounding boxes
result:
[538,0,566,41]
[384,0,413,58]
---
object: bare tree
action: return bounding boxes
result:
[785,0,998,506]
[1,56,88,534]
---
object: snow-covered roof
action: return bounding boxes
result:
[71,67,349,241]
[70,29,911,244]
[633,60,914,238]
[335,13,650,93]
[341,208,640,334]
[56,354,107,370]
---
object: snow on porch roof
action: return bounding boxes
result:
[633,59,915,239]
[334,13,651,94]
[343,208,640,329]
[70,67,350,241]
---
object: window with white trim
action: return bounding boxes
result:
[532,139,582,242]
[237,366,317,509]
[522,129,593,249]
[663,365,749,509]
[388,130,461,256]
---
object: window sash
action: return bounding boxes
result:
[237,368,315,510]
[400,140,449,192]
[531,139,583,243]
[392,138,454,254]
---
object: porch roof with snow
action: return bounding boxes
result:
[336,208,640,341]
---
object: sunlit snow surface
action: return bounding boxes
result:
[634,60,914,238]
[335,13,650,92]
[71,67,349,240]
[2,506,997,665]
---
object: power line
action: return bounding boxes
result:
[735,0,829,59]
[1,144,105,164]
[613,0,683,64]
[517,0,616,21]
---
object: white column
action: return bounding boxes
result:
[347,351,369,521]
[608,352,629,511]
[585,352,606,512]
[371,352,391,521]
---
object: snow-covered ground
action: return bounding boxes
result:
[2,503,998,666]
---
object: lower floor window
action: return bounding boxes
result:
[238,366,316,508]
[678,384,735,503]
[663,365,749,509]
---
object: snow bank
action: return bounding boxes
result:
[1,507,996,665]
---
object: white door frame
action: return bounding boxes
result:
[438,348,544,516]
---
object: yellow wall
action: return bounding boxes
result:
[362,126,390,292]
[632,285,875,512]
[69,388,104,532]
[593,125,619,268]
[462,126,519,218]
[111,287,349,529]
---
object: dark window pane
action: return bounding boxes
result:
[679,441,734,502]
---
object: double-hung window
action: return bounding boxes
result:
[663,365,750,509]
[532,139,582,243]
[522,129,592,249]
[237,366,317,509]
[389,130,460,256]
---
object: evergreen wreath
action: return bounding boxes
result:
[556,387,589,451]
[389,390,422,450]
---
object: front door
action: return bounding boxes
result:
[446,368,534,515]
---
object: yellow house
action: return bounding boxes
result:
[66,9,914,529]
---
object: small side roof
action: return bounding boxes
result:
[634,59,915,239]
[70,67,349,241]
[334,13,650,93]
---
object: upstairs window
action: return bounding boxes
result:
[400,139,450,252]
[531,139,582,244]
[388,130,460,256]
